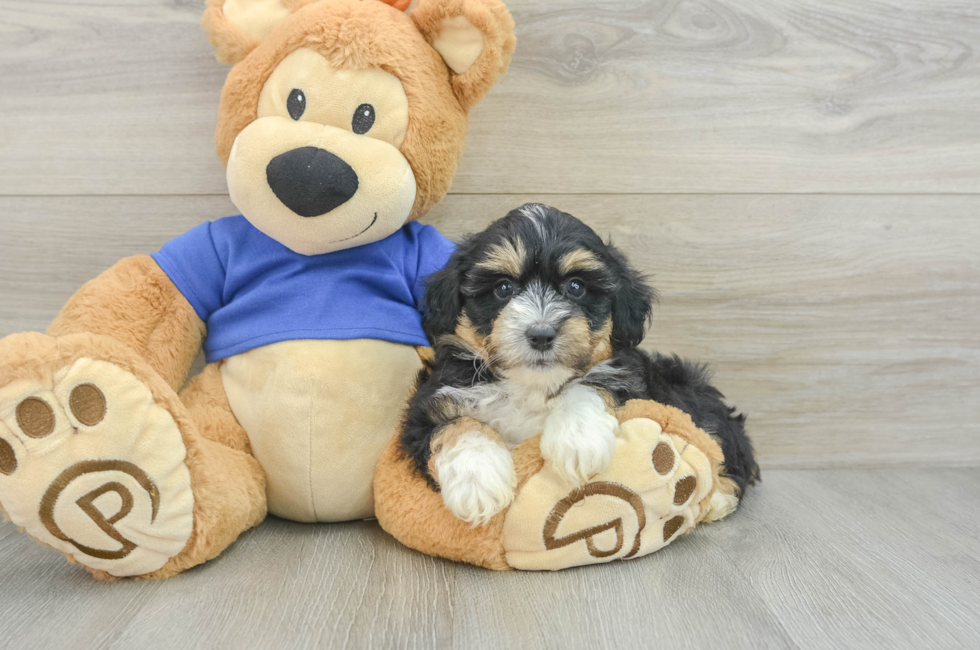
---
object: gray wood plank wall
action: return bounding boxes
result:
[3,0,980,195]
[1,1,978,466]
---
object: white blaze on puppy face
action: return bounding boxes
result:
[490,281,571,375]
[486,280,598,392]
[227,48,417,256]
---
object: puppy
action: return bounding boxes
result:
[401,204,758,525]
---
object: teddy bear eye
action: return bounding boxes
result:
[287,89,306,121]
[352,103,376,134]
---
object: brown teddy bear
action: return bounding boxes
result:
[0,0,515,579]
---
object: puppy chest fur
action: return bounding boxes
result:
[437,378,568,447]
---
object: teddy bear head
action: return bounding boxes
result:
[202,0,515,255]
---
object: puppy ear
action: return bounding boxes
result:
[422,254,465,341]
[202,0,316,65]
[412,0,516,111]
[607,245,656,350]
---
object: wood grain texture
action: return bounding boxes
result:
[1,0,979,195]
[1,469,978,649]
[2,194,977,469]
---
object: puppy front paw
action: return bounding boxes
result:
[434,433,517,526]
[541,386,619,483]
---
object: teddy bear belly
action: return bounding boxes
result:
[220,338,423,522]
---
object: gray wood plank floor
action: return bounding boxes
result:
[1,469,977,650]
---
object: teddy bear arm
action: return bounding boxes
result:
[46,255,205,393]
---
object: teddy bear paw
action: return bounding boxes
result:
[503,417,716,570]
[0,335,194,577]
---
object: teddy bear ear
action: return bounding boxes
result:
[411,0,516,111]
[202,0,317,65]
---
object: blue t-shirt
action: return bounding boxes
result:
[151,216,456,362]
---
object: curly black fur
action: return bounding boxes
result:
[582,349,759,493]
[401,203,759,494]
[400,341,490,490]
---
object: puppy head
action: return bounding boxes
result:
[425,204,656,387]
[203,0,515,256]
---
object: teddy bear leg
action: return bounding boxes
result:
[497,410,719,570]
[179,363,256,454]
[374,431,513,571]
[615,399,740,522]
[143,362,268,579]
[0,333,265,579]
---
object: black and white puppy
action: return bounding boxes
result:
[401,204,758,525]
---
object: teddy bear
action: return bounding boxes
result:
[0,0,516,579]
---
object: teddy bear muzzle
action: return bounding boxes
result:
[266,146,359,218]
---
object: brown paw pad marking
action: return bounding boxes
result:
[652,442,675,475]
[0,437,16,475]
[544,482,646,559]
[16,397,55,439]
[69,384,106,426]
[39,460,160,561]
[663,515,685,542]
[673,476,697,506]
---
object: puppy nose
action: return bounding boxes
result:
[266,147,359,217]
[526,326,557,352]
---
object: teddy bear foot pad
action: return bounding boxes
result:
[0,340,194,577]
[503,417,714,570]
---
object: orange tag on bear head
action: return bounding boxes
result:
[377,0,412,12]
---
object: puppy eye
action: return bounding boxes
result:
[287,89,306,121]
[352,103,376,134]
[493,280,515,300]
[565,278,586,299]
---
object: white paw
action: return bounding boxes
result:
[434,433,517,527]
[541,385,619,482]
[703,492,739,523]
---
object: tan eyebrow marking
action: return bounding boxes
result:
[559,249,604,275]
[475,238,527,277]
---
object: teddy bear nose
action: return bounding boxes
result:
[266,147,359,218]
